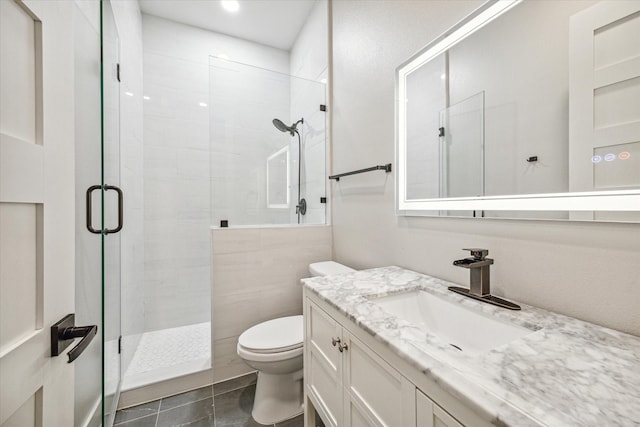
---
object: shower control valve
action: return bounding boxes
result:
[296,198,307,215]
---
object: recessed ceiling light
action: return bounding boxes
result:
[199,102,208,107]
[221,1,239,13]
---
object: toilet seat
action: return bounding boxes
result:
[237,343,303,363]
[238,315,303,354]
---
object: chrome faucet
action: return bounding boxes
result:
[449,248,520,310]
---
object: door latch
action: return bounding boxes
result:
[51,314,98,363]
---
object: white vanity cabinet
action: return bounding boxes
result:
[304,291,493,427]
[304,297,415,427]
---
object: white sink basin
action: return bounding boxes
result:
[372,290,534,355]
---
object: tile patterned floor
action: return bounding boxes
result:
[114,373,312,427]
[125,323,211,377]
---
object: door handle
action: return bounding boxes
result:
[85,184,123,234]
[51,314,98,363]
[86,185,101,234]
[104,185,123,234]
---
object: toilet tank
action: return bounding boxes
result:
[308,261,355,277]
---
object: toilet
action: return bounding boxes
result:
[237,261,355,425]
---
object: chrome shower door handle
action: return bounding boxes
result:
[104,185,123,234]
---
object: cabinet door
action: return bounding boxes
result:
[343,332,416,427]
[305,301,344,427]
[417,390,464,427]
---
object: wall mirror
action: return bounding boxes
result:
[267,145,290,208]
[395,0,640,221]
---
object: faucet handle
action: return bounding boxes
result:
[462,248,489,260]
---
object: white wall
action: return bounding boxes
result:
[142,15,290,331]
[331,0,640,337]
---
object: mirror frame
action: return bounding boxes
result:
[395,0,640,216]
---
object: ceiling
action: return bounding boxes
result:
[139,0,317,51]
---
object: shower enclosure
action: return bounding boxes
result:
[209,57,327,227]
[91,4,327,422]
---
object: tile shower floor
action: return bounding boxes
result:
[123,322,211,390]
[114,373,318,427]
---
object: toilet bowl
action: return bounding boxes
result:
[236,261,355,425]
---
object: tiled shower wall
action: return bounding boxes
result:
[211,225,332,383]
[112,0,145,380]
[209,59,292,226]
[141,15,289,332]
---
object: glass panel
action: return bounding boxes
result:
[73,1,103,426]
[209,57,327,226]
[124,31,212,392]
[101,1,122,425]
[405,53,447,200]
[440,91,484,198]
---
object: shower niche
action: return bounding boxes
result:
[267,146,290,209]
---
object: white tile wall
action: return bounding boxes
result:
[112,0,146,375]
[211,225,332,383]
[142,15,291,332]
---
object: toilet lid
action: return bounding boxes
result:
[309,261,355,277]
[238,315,303,354]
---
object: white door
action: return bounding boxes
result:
[1,0,77,425]
[569,1,640,220]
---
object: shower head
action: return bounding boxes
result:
[272,117,304,136]
[272,118,292,134]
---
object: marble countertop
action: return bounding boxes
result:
[302,266,640,427]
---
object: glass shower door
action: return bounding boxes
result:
[440,91,485,199]
[101,0,122,424]
[439,91,484,217]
